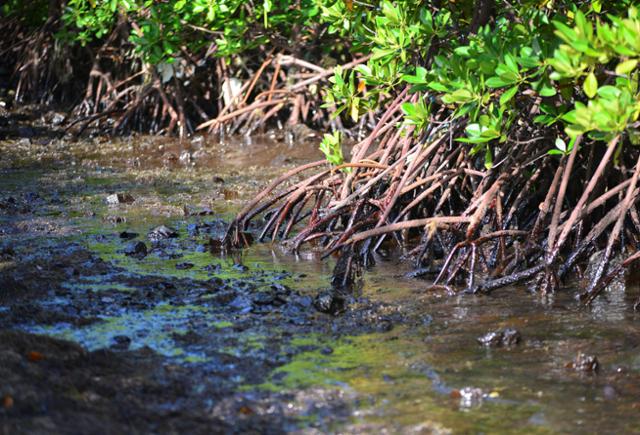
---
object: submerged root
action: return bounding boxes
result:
[225,109,640,304]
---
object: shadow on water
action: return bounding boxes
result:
[1,134,640,433]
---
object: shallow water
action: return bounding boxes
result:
[1,134,640,434]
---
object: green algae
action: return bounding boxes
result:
[259,330,553,434]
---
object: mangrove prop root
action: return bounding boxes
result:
[227,112,640,301]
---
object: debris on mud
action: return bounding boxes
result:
[148,225,179,241]
[477,328,521,347]
[567,353,599,373]
[106,193,135,205]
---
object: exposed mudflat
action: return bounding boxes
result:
[1,127,640,434]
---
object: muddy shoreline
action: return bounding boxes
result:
[2,121,640,434]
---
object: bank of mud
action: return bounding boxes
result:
[1,131,640,434]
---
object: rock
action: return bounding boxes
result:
[187,223,199,236]
[106,215,126,224]
[0,246,15,260]
[457,387,485,408]
[45,112,66,126]
[106,193,135,205]
[119,231,138,240]
[229,295,252,314]
[148,225,178,241]
[477,328,521,347]
[232,263,248,272]
[567,352,599,372]
[179,150,191,164]
[313,290,346,315]
[252,292,275,306]
[124,241,147,258]
[110,335,131,350]
[198,207,215,215]
[175,262,194,270]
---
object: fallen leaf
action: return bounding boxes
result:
[3,395,13,409]
[27,351,45,362]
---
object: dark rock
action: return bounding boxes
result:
[229,296,252,314]
[119,231,139,240]
[212,176,225,184]
[232,263,248,272]
[110,335,131,350]
[187,223,199,236]
[23,192,40,202]
[313,290,346,315]
[375,319,394,332]
[124,241,147,258]
[0,246,15,260]
[106,193,135,205]
[175,262,194,270]
[148,225,178,241]
[320,346,334,355]
[252,292,275,306]
[203,264,222,273]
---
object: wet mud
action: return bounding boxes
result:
[1,130,640,434]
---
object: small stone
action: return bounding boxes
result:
[111,335,131,350]
[232,263,248,272]
[50,112,66,126]
[175,262,194,270]
[0,246,15,260]
[501,328,521,346]
[148,225,178,241]
[252,292,275,306]
[477,328,521,347]
[124,241,147,258]
[313,290,345,315]
[458,387,484,407]
[106,193,135,205]
[569,352,599,372]
[187,223,199,236]
[119,231,138,240]
[106,215,126,224]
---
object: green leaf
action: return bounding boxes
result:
[583,72,598,98]
[539,85,557,97]
[484,146,493,169]
[401,102,416,116]
[499,86,518,106]
[561,110,577,124]
[597,85,621,99]
[615,59,638,75]
[485,76,512,88]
